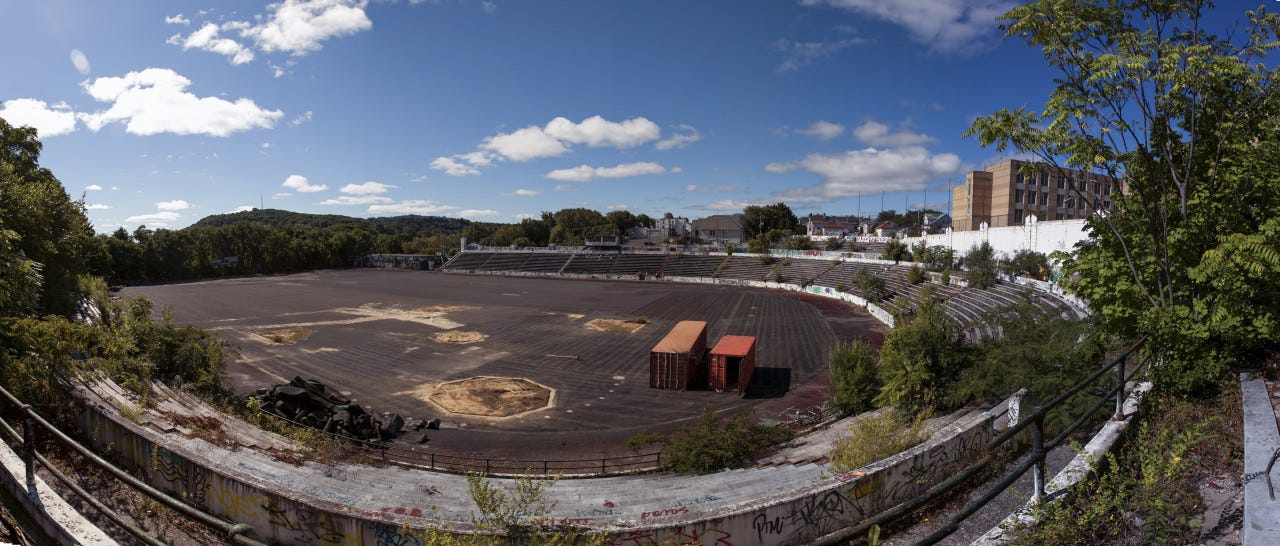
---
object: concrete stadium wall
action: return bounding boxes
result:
[902,218,1089,258]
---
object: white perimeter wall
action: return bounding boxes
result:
[902,218,1090,259]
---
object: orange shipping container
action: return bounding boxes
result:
[649,321,708,390]
[708,335,756,395]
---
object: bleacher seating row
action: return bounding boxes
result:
[440,251,1084,340]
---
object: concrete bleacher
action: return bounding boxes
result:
[660,254,727,277]
[715,256,776,282]
[780,258,838,285]
[442,252,491,270]
[611,253,667,276]
[480,253,530,271]
[562,253,619,274]
[521,253,571,274]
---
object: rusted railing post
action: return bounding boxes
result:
[1031,410,1046,503]
[1115,353,1127,421]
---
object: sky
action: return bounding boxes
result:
[0,1,1258,232]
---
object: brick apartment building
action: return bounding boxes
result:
[951,159,1124,231]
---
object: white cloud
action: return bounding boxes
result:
[340,181,395,194]
[156,200,192,211]
[126,211,181,224]
[273,192,292,199]
[764,161,798,174]
[655,124,701,150]
[554,184,574,192]
[458,209,501,219]
[0,99,78,137]
[86,204,111,210]
[796,120,846,141]
[281,174,327,192]
[168,23,255,65]
[261,142,271,149]
[85,184,103,191]
[852,121,935,147]
[696,198,774,211]
[319,195,393,205]
[481,125,570,161]
[802,0,1015,55]
[511,189,541,197]
[544,115,660,149]
[545,161,668,182]
[290,110,313,126]
[367,200,458,215]
[768,146,961,200]
[229,205,256,213]
[79,68,283,136]
[513,213,533,220]
[685,184,699,192]
[775,37,866,72]
[242,0,373,56]
[165,14,191,25]
[430,151,495,176]
[69,49,91,75]
[481,2,497,13]
[606,204,629,211]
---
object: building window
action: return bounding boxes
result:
[1026,191,1035,204]
[1015,189,1023,203]
[1056,212,1064,220]
[1014,210,1023,223]
[1093,181,1101,193]
[1041,172,1048,186]
[1016,173,1024,185]
[1056,194,1064,207]
[1040,192,1048,205]
[1056,177,1064,189]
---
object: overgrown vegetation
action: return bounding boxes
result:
[879,239,911,263]
[1003,249,1051,281]
[626,408,793,474]
[830,408,929,473]
[850,269,888,302]
[1006,384,1243,545]
[875,289,972,414]
[963,242,998,290]
[829,339,880,414]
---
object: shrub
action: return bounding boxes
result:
[1003,249,1050,280]
[830,407,929,472]
[906,264,925,284]
[880,240,911,263]
[851,270,887,302]
[829,339,880,414]
[627,408,792,474]
[826,238,844,251]
[964,241,998,289]
[940,267,951,285]
[875,288,971,414]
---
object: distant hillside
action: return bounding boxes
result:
[189,209,471,234]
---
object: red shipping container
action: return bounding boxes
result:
[708,335,756,395]
[649,321,708,390]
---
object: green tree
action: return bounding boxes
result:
[875,289,971,414]
[1004,249,1051,280]
[966,0,1280,395]
[964,242,998,289]
[742,202,798,239]
[829,339,880,414]
[880,239,911,263]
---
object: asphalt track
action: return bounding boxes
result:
[124,269,885,459]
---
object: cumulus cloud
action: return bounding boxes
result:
[281,174,327,192]
[852,121,935,147]
[126,211,180,224]
[367,200,458,215]
[481,126,570,161]
[766,146,960,200]
[339,181,395,195]
[319,195,392,205]
[86,204,111,210]
[78,68,283,136]
[273,192,292,199]
[0,99,78,137]
[510,189,540,197]
[802,0,1014,55]
[167,23,255,65]
[775,37,866,72]
[229,205,256,213]
[243,0,373,56]
[545,162,669,182]
[544,115,660,149]
[655,124,701,150]
[764,162,797,174]
[165,14,191,25]
[695,198,775,211]
[554,184,574,192]
[69,49,91,75]
[796,120,846,141]
[429,151,495,176]
[290,110,313,126]
[437,115,665,175]
[606,204,629,211]
[156,200,192,211]
[458,209,500,218]
[85,184,103,191]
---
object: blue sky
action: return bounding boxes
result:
[0,1,1253,232]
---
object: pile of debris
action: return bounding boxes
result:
[254,377,437,442]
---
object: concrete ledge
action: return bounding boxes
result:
[1241,374,1280,545]
[0,436,116,545]
[970,381,1152,545]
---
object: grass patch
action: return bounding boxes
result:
[257,326,314,344]
[627,408,793,474]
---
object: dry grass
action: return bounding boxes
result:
[415,304,474,313]
[585,318,647,333]
[428,377,553,417]
[433,331,486,343]
[256,326,314,344]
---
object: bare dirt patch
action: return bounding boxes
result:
[257,326,314,344]
[433,331,486,343]
[427,377,554,417]
[586,318,647,333]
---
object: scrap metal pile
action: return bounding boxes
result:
[254,377,436,442]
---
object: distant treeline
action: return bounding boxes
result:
[97,210,471,284]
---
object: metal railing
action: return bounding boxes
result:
[0,386,268,546]
[818,337,1148,545]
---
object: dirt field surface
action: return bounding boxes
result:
[124,270,885,458]
[426,376,554,417]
